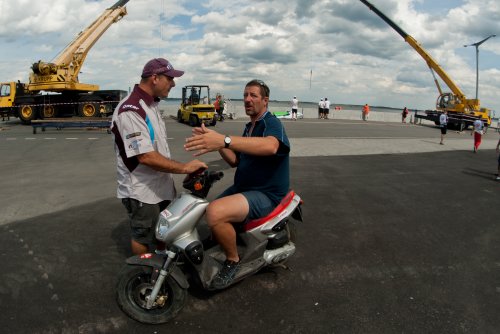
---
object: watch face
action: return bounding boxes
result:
[225,136,231,144]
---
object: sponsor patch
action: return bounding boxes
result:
[122,104,140,110]
[128,138,142,150]
[126,132,141,139]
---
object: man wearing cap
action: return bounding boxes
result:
[111,58,207,255]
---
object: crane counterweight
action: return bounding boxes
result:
[0,0,129,124]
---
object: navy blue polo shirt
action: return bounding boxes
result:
[234,112,290,205]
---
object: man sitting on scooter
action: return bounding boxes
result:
[184,79,290,289]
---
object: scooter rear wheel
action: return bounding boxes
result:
[116,265,187,324]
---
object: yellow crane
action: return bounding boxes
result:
[360,0,491,130]
[0,0,129,123]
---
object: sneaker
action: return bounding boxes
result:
[496,176,500,181]
[211,260,241,289]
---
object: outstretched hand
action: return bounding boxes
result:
[184,124,224,156]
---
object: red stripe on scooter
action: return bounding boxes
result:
[244,190,296,231]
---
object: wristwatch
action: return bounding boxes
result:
[224,135,231,148]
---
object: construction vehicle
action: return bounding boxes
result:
[177,85,217,127]
[0,0,129,124]
[360,0,492,131]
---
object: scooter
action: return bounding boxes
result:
[116,170,303,324]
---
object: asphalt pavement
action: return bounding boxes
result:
[0,117,499,333]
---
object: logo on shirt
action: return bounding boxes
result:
[122,104,140,110]
[126,132,141,139]
[129,139,143,150]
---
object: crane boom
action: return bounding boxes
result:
[28,0,129,92]
[359,0,493,122]
[359,0,466,100]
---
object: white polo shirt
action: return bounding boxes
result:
[111,85,176,204]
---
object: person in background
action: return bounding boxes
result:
[110,58,207,255]
[291,96,299,120]
[439,111,448,145]
[319,98,325,119]
[471,119,484,153]
[219,95,225,121]
[362,103,370,121]
[324,98,330,119]
[496,134,500,180]
[402,107,409,123]
[184,79,290,289]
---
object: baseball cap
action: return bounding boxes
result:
[141,58,184,78]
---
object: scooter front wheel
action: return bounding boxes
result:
[116,265,187,324]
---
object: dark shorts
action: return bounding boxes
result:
[440,125,447,134]
[292,108,298,114]
[324,108,329,114]
[217,185,276,221]
[121,198,170,246]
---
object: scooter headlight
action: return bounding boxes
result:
[156,215,171,240]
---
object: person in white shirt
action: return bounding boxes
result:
[439,111,448,145]
[471,119,484,153]
[324,98,330,119]
[291,96,299,120]
[318,98,325,119]
[111,58,207,255]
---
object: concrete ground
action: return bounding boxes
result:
[0,117,499,333]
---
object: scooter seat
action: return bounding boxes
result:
[243,190,296,231]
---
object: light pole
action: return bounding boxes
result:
[464,34,496,100]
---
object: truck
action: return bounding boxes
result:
[177,85,217,127]
[0,0,129,124]
[360,0,492,131]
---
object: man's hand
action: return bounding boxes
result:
[185,124,225,156]
[183,159,208,174]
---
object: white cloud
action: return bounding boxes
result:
[0,0,499,113]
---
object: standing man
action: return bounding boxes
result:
[362,104,370,121]
[184,79,290,289]
[324,97,330,119]
[291,96,299,120]
[471,119,484,153]
[318,98,325,119]
[111,58,207,255]
[439,111,448,145]
[402,107,409,123]
[214,94,221,120]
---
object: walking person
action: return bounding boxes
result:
[324,98,330,119]
[291,96,298,120]
[471,119,484,153]
[110,58,207,255]
[184,79,290,289]
[439,111,448,145]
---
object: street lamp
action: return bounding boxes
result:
[464,34,496,100]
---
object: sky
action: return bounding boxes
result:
[0,0,499,114]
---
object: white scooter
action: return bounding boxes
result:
[116,170,303,324]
